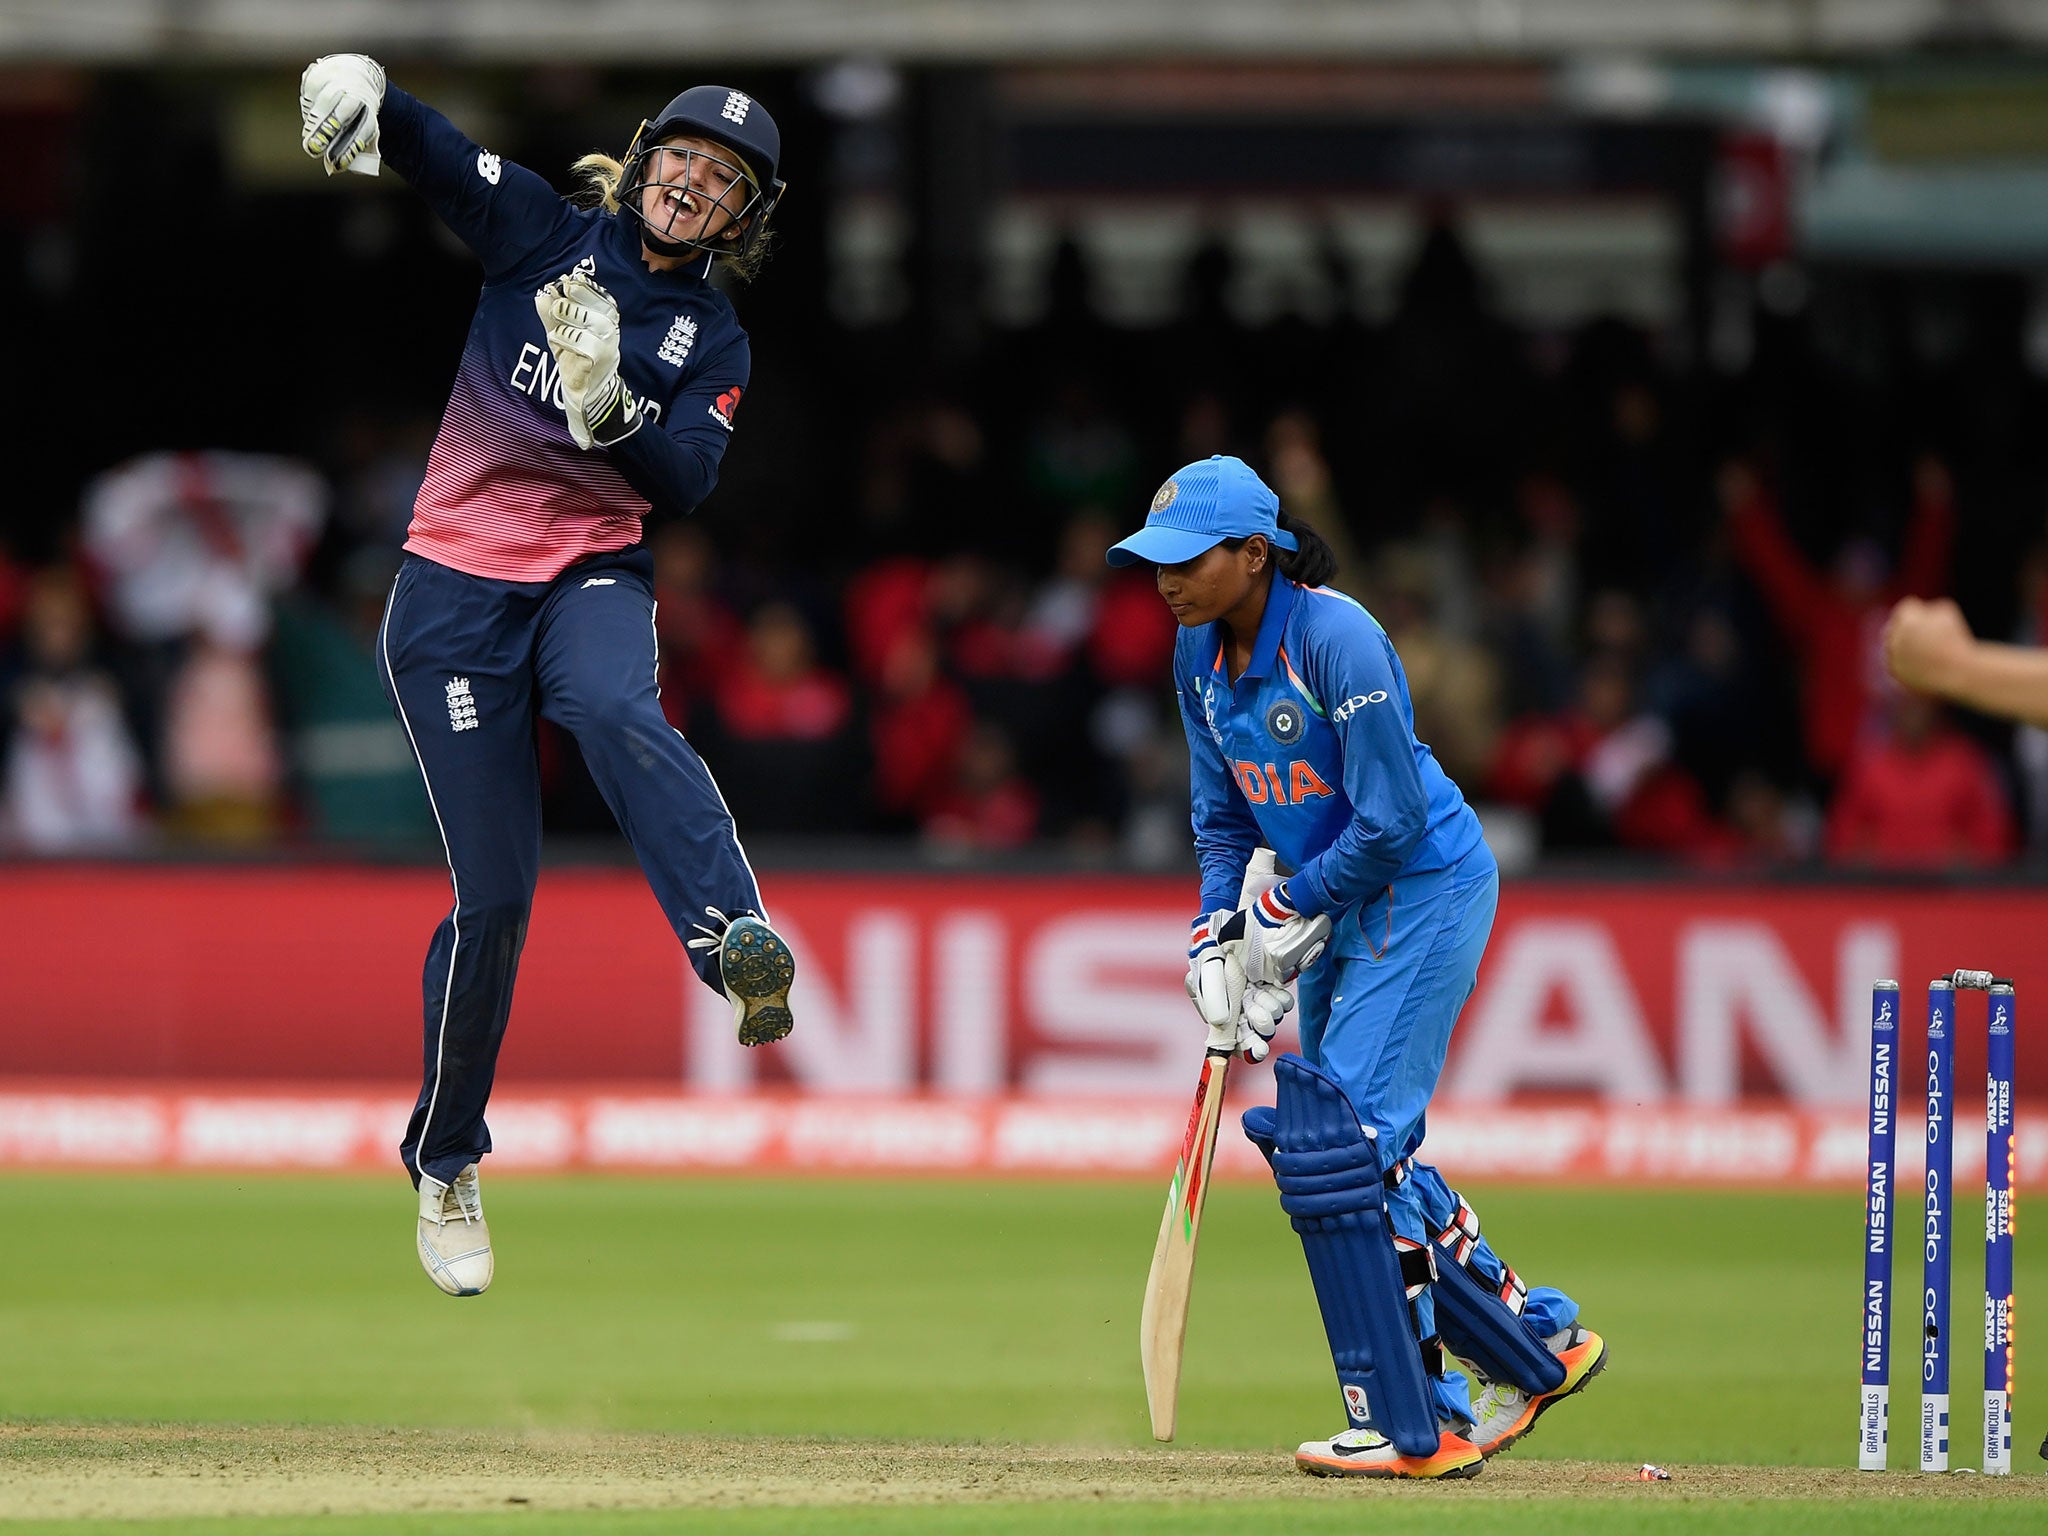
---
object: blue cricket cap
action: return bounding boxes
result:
[1105,455,1299,568]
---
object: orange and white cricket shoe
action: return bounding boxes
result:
[1295,1426,1485,1480]
[1463,1323,1608,1459]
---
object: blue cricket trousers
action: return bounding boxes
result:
[377,546,761,1185]
[1295,842,1577,1427]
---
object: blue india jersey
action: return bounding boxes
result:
[1175,577,1485,920]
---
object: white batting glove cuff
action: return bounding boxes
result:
[1220,897,1335,991]
[1222,883,1331,986]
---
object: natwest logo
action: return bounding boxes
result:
[709,384,743,430]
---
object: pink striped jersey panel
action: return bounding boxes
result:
[404,364,648,583]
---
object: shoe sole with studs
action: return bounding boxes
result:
[723,917,796,1046]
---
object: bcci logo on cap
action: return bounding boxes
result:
[1151,479,1179,513]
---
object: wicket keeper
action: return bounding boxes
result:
[298,57,797,1297]
[1113,456,1607,1478]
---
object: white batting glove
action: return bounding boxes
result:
[1224,881,1331,986]
[1237,980,1294,1064]
[1184,912,1247,1052]
[300,54,386,177]
[535,274,641,449]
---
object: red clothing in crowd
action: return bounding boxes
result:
[0,548,27,639]
[841,556,1063,688]
[1609,764,1725,856]
[871,681,972,816]
[1825,727,2013,868]
[1486,712,1601,811]
[926,779,1041,850]
[713,664,853,742]
[1086,573,1177,688]
[949,614,1063,682]
[842,558,934,684]
[1725,468,1953,778]
[1488,705,1723,856]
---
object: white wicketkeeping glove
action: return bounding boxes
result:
[535,274,642,450]
[1237,980,1295,1064]
[300,54,386,177]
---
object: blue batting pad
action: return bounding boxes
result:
[1431,1242,1566,1394]
[1242,1104,1279,1163]
[1245,1053,1441,1458]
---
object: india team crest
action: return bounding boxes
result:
[1151,479,1179,513]
[1266,697,1306,746]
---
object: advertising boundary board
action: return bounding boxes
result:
[3,866,2044,1103]
[1,1082,2043,1185]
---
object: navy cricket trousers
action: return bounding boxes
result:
[377,546,761,1185]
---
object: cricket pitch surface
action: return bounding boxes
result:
[2,1424,2040,1522]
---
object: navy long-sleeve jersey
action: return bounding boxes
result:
[381,85,750,582]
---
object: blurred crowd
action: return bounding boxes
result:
[3,222,2044,871]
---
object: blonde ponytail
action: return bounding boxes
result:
[570,152,625,212]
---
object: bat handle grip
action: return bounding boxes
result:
[1239,847,1278,908]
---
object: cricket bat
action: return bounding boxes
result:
[1139,846,1279,1442]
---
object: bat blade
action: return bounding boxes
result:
[1139,1044,1232,1442]
[1140,846,1276,1444]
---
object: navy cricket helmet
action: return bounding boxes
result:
[622,85,785,262]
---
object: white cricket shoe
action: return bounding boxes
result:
[416,1163,493,1296]
[1462,1323,1608,1459]
[1295,1425,1484,1480]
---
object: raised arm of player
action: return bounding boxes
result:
[1884,595,2048,728]
[375,82,577,283]
[1284,606,1430,918]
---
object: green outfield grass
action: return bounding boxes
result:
[0,1174,2041,1532]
